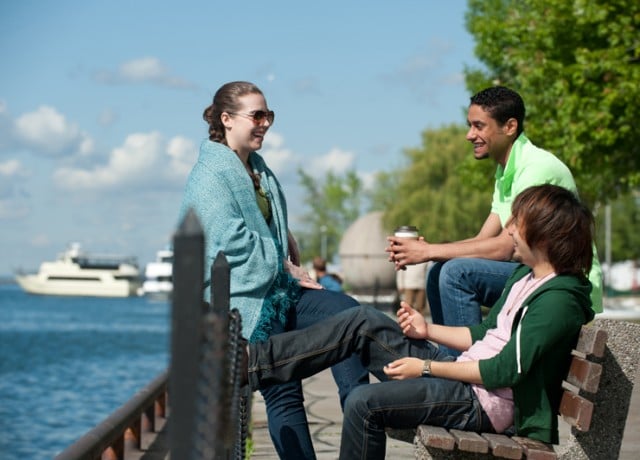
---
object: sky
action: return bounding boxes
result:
[0,0,481,276]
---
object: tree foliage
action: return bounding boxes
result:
[595,191,640,262]
[465,0,640,206]
[382,124,495,242]
[367,170,400,214]
[295,169,363,263]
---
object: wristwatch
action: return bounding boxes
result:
[422,359,432,376]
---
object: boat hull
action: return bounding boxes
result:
[16,274,141,298]
[140,249,173,298]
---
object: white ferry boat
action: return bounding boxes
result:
[15,243,142,297]
[140,248,173,299]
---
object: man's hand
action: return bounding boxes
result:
[383,357,424,380]
[385,236,428,270]
[284,259,323,289]
[396,302,429,339]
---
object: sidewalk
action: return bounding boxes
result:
[249,368,415,459]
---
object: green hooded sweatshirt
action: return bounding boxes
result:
[469,264,594,444]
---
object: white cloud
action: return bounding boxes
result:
[94,57,196,89]
[0,159,24,177]
[120,57,166,81]
[54,131,164,189]
[14,106,94,156]
[309,147,355,175]
[261,132,295,175]
[167,136,197,178]
[358,170,377,190]
[258,132,356,180]
[53,131,196,190]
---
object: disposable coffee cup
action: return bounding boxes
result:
[394,225,419,239]
[393,226,418,270]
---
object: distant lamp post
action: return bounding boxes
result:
[320,225,327,260]
[605,204,611,296]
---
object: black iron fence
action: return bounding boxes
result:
[170,209,249,459]
[55,209,249,459]
[54,371,168,460]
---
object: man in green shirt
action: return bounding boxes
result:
[387,87,602,355]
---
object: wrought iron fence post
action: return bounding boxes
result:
[170,209,205,460]
[170,210,248,460]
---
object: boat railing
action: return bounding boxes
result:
[74,256,139,270]
[54,209,249,459]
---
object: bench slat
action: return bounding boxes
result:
[481,433,523,459]
[565,357,602,393]
[416,425,455,450]
[450,429,488,453]
[559,391,594,431]
[574,326,607,357]
[405,325,608,459]
[511,436,556,460]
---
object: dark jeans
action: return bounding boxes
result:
[427,259,517,356]
[259,289,370,459]
[249,305,494,460]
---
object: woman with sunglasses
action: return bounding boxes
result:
[179,81,369,459]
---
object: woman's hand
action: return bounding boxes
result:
[383,357,424,380]
[287,231,301,266]
[396,301,429,339]
[284,259,323,289]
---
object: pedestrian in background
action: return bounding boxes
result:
[312,256,344,292]
[396,261,430,316]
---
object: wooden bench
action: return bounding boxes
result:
[388,318,640,459]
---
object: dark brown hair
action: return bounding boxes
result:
[511,184,594,277]
[470,86,525,136]
[202,81,263,144]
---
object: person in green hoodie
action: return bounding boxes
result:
[245,184,595,460]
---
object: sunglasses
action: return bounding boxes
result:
[229,110,275,125]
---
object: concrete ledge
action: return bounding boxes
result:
[558,319,640,459]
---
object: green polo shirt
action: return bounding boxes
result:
[491,133,603,313]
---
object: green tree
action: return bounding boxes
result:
[465,0,640,206]
[382,124,495,242]
[595,190,640,262]
[295,169,363,263]
[367,170,400,213]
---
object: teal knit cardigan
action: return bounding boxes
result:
[179,140,300,342]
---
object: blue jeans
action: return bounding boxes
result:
[249,306,494,460]
[427,259,517,356]
[259,289,370,459]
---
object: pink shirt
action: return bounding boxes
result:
[456,272,556,432]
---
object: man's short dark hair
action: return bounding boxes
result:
[470,86,525,135]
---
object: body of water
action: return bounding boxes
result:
[0,283,170,459]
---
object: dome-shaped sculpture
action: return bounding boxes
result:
[338,211,396,291]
